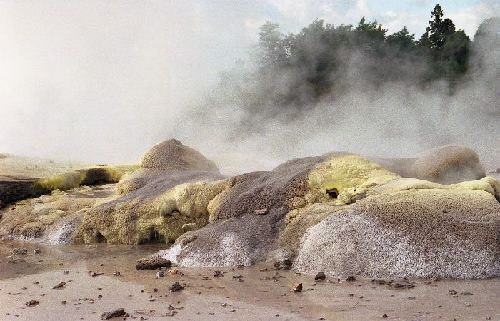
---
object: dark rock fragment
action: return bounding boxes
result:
[52,282,66,289]
[101,308,126,320]
[169,282,184,292]
[25,300,39,307]
[136,257,171,270]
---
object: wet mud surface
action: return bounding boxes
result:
[0,241,499,321]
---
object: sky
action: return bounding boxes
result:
[0,0,498,164]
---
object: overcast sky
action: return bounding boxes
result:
[0,0,497,163]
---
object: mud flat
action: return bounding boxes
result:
[0,241,499,321]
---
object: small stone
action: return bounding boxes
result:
[346,276,356,282]
[382,313,388,318]
[168,268,182,275]
[101,308,126,320]
[155,271,164,279]
[136,257,171,270]
[292,283,303,292]
[113,271,121,277]
[169,282,184,292]
[33,249,41,254]
[26,300,39,307]
[314,272,326,281]
[449,289,458,295]
[213,270,223,277]
[52,282,66,289]
[89,271,104,277]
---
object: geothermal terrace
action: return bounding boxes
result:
[0,139,499,320]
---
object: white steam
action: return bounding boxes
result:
[0,1,498,174]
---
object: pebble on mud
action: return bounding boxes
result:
[169,282,184,292]
[168,268,182,275]
[155,271,165,279]
[293,283,303,292]
[136,257,171,270]
[314,272,326,281]
[25,300,39,307]
[101,308,126,320]
[52,282,66,289]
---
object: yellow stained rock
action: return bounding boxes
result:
[305,155,399,206]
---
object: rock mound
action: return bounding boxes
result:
[370,145,486,184]
[159,151,500,278]
[3,143,499,280]
[141,139,219,172]
[411,145,485,184]
[294,184,500,279]
[117,139,220,195]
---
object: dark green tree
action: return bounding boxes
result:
[387,26,416,51]
[440,30,470,75]
[425,4,456,49]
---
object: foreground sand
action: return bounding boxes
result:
[0,241,498,321]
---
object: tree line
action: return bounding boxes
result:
[207,4,499,122]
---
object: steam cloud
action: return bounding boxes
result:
[0,1,498,175]
[178,17,499,174]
